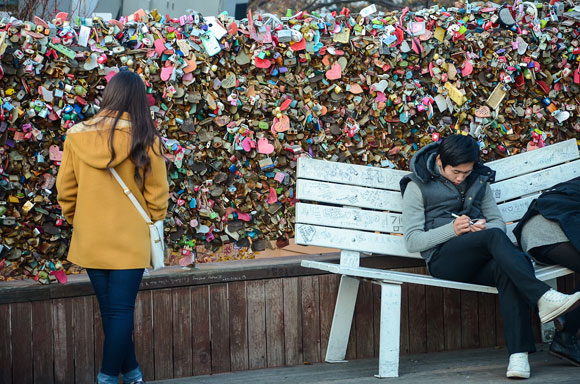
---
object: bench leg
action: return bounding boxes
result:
[376,282,402,378]
[325,275,360,363]
[541,278,558,343]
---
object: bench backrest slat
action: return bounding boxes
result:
[296,202,403,234]
[295,223,420,258]
[491,159,580,203]
[296,179,403,211]
[297,157,409,190]
[497,194,539,223]
[487,139,579,182]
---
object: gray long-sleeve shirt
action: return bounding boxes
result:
[402,181,506,255]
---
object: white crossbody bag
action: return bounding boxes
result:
[109,168,165,270]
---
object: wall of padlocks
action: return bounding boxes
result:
[1,3,579,283]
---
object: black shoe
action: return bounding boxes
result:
[549,330,580,367]
[554,315,566,332]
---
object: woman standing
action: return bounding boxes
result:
[515,176,580,366]
[57,71,169,384]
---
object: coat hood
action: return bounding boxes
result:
[65,112,132,169]
[409,142,440,183]
[400,141,495,194]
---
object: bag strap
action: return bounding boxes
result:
[109,168,153,225]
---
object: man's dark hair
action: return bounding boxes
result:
[437,134,480,167]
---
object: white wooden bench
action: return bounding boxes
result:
[296,138,579,378]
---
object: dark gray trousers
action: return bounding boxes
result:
[428,228,550,354]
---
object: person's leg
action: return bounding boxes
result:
[429,232,536,354]
[531,242,580,271]
[121,366,144,384]
[121,332,144,384]
[120,271,143,383]
[531,242,580,334]
[429,230,543,378]
[475,260,537,354]
[119,326,141,382]
[93,269,144,380]
[87,269,111,333]
[430,228,550,306]
[530,242,580,366]
[87,269,118,384]
[434,229,580,324]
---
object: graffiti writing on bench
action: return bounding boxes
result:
[301,159,406,189]
[300,204,403,233]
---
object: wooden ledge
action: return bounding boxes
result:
[0,253,424,304]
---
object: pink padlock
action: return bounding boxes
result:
[562,68,571,78]
[97,54,107,64]
[227,93,238,106]
[62,32,73,45]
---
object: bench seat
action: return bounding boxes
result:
[302,260,574,294]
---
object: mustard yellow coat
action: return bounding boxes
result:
[56,113,169,269]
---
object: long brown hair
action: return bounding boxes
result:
[99,71,162,185]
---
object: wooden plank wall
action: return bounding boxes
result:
[1,269,571,384]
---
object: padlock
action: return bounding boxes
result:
[2,3,580,282]
[277,29,292,43]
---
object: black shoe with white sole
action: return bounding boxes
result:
[549,330,580,367]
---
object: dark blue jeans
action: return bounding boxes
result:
[87,268,144,377]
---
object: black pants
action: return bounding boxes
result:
[530,242,580,335]
[428,228,550,354]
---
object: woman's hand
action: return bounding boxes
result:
[470,219,487,232]
[453,215,472,235]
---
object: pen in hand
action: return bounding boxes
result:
[447,211,480,226]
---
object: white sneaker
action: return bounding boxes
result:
[537,289,580,324]
[506,352,530,379]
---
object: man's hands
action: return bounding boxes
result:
[453,215,471,235]
[453,215,487,235]
[469,219,487,232]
